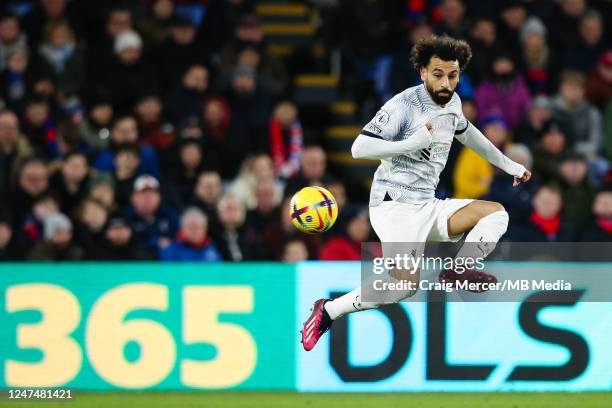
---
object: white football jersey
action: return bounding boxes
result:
[362,84,468,206]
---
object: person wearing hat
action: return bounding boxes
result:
[103,29,160,113]
[585,51,612,110]
[124,174,178,255]
[519,16,560,95]
[100,214,154,260]
[453,114,511,199]
[28,212,84,260]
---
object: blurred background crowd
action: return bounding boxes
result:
[0,0,610,263]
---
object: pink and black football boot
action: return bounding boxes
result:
[300,299,332,351]
[438,268,498,293]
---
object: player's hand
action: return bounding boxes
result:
[513,169,532,187]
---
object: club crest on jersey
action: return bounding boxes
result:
[375,110,390,126]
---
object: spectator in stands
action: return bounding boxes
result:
[104,30,160,113]
[138,0,174,47]
[514,96,553,147]
[169,139,209,207]
[0,12,26,71]
[581,187,612,241]
[79,95,113,155]
[320,207,370,261]
[10,158,49,228]
[585,51,612,110]
[519,17,560,95]
[100,215,153,260]
[22,97,59,159]
[0,212,21,260]
[283,239,309,263]
[507,184,574,242]
[0,110,32,197]
[94,115,160,178]
[244,177,281,233]
[134,95,175,153]
[89,179,116,213]
[547,0,586,52]
[124,174,178,255]
[558,153,597,233]
[191,170,222,218]
[389,23,433,95]
[21,0,77,49]
[285,146,329,197]
[532,121,568,184]
[155,13,208,90]
[37,20,84,102]
[605,101,612,161]
[221,64,272,175]
[19,192,58,246]
[339,0,404,101]
[28,212,84,260]
[160,207,221,261]
[216,194,262,261]
[112,143,141,208]
[229,153,277,210]
[468,17,503,85]
[563,10,606,73]
[475,52,531,129]
[237,44,287,96]
[269,101,303,180]
[454,115,510,199]
[49,151,90,214]
[484,144,536,223]
[0,48,32,115]
[88,6,133,84]
[551,70,602,158]
[74,197,108,259]
[218,15,267,76]
[498,0,528,53]
[435,0,469,40]
[200,96,236,178]
[166,64,210,124]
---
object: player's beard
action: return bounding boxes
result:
[426,82,455,106]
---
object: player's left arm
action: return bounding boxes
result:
[455,122,532,186]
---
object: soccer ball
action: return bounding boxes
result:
[290,186,338,234]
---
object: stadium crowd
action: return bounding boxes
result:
[0,0,611,262]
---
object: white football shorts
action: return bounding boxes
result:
[369,198,474,244]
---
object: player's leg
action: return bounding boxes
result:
[433,199,508,290]
[301,200,431,351]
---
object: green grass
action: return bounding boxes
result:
[3,392,611,408]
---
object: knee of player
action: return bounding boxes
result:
[489,201,506,215]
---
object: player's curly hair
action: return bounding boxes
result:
[410,34,472,71]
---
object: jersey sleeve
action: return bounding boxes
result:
[361,103,407,141]
[455,111,469,136]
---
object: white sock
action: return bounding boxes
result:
[455,210,509,262]
[324,270,417,320]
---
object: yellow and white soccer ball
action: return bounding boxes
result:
[290,186,339,234]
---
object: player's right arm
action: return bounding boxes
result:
[351,109,432,160]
